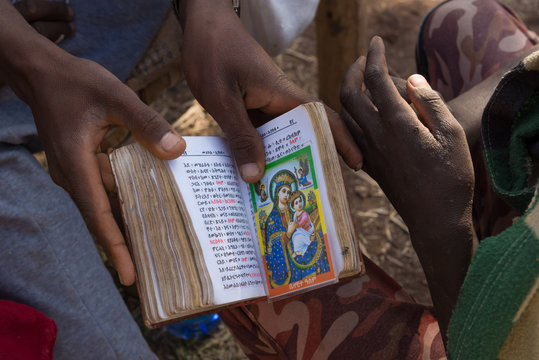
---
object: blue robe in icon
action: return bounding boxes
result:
[264,203,329,288]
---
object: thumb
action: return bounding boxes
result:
[119,102,185,160]
[210,98,266,183]
[406,74,457,135]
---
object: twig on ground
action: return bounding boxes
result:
[284,48,317,63]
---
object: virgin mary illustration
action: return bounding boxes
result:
[264,169,330,288]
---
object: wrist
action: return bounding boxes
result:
[409,215,474,261]
[0,2,67,103]
[4,40,69,105]
[175,0,236,29]
[409,221,474,332]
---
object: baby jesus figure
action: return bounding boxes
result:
[288,191,315,257]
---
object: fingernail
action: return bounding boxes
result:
[408,74,431,89]
[357,56,366,69]
[160,131,183,153]
[370,36,381,45]
[240,163,260,179]
[354,161,363,171]
[118,273,125,286]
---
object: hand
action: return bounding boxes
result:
[340,36,475,339]
[40,55,184,286]
[4,36,185,286]
[14,0,75,43]
[341,42,474,235]
[178,0,362,182]
[390,75,410,103]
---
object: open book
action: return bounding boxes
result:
[110,102,364,328]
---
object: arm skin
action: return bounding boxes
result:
[388,44,539,151]
[340,37,476,345]
[0,0,185,286]
[12,0,75,42]
[176,0,363,181]
[0,0,75,87]
[447,44,539,150]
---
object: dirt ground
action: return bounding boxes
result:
[134,0,539,358]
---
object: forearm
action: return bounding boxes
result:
[410,221,475,344]
[0,0,62,102]
[448,44,539,149]
[175,0,235,30]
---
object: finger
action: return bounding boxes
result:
[341,108,367,153]
[340,56,380,138]
[391,75,410,102]
[363,36,409,121]
[31,20,75,42]
[68,152,136,285]
[114,95,186,161]
[97,152,115,193]
[209,94,266,183]
[97,152,124,233]
[250,77,362,173]
[325,105,363,170]
[407,74,459,137]
[244,69,315,117]
[14,0,73,22]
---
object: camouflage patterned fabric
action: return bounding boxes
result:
[220,258,444,359]
[418,0,538,241]
[448,49,539,360]
[417,0,539,102]
[221,1,538,358]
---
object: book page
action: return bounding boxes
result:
[168,137,265,305]
[111,144,213,324]
[239,106,341,299]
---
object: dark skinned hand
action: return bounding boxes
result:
[32,55,185,286]
[340,36,475,342]
[0,2,185,286]
[178,0,363,182]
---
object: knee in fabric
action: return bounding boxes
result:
[416,0,532,100]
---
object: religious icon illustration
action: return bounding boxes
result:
[288,190,314,258]
[250,146,334,296]
[294,155,312,188]
[253,181,268,203]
